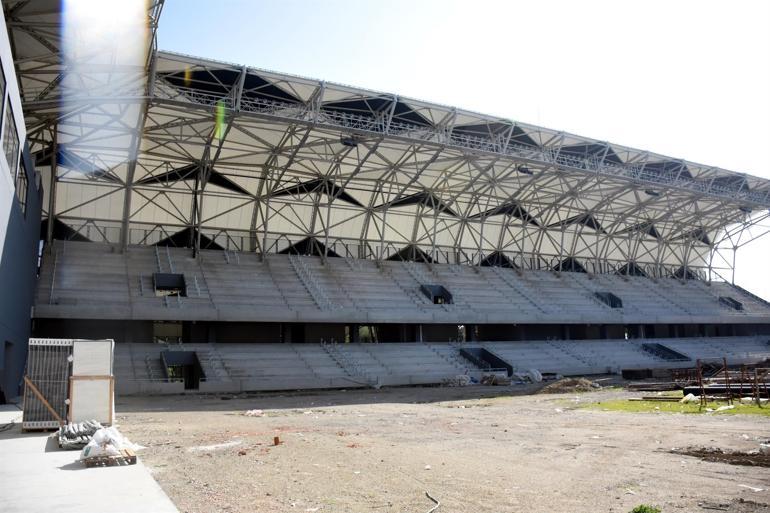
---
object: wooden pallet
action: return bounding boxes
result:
[21,426,59,433]
[82,448,136,468]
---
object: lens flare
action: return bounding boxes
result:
[62,0,149,157]
[215,100,226,142]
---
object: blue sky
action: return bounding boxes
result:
[157,0,770,295]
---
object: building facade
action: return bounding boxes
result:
[0,8,41,401]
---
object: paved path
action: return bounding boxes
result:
[0,404,178,513]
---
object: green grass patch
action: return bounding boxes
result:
[585,399,770,416]
[630,506,661,513]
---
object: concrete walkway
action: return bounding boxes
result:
[0,405,178,513]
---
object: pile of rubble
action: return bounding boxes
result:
[671,444,770,468]
[538,377,601,394]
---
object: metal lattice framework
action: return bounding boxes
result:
[7,0,770,280]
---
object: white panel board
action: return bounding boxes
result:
[72,339,114,376]
[69,377,113,424]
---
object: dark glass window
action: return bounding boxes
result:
[2,97,19,179]
[0,66,5,109]
[15,159,27,216]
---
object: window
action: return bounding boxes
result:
[0,66,5,113]
[2,97,19,179]
[15,159,27,215]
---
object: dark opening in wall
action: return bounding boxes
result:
[420,284,453,304]
[594,291,623,308]
[161,350,204,390]
[719,296,743,311]
[153,321,182,343]
[153,273,187,297]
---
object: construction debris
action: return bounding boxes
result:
[674,360,770,407]
[82,448,137,468]
[538,378,600,394]
[511,369,554,384]
[740,397,769,405]
[442,375,472,387]
[480,374,511,386]
[57,420,103,450]
[698,499,770,512]
[526,368,543,383]
[628,396,681,402]
[672,446,770,468]
[627,382,680,392]
[80,426,141,465]
[23,339,115,431]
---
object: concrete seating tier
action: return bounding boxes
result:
[112,336,770,394]
[36,241,770,324]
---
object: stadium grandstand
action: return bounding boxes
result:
[2,0,770,397]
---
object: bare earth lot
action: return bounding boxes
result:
[117,386,770,513]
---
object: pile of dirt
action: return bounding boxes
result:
[538,378,599,394]
[672,447,770,467]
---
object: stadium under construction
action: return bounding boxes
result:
[2,1,770,398]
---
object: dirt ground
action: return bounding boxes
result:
[116,385,770,513]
